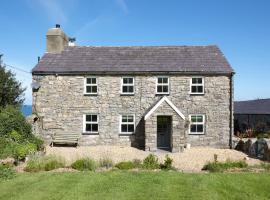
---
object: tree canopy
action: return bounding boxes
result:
[0,64,25,107]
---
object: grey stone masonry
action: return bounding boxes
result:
[32,74,232,150]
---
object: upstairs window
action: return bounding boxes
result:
[83,114,98,133]
[189,114,205,134]
[120,115,135,134]
[190,77,204,94]
[84,77,97,95]
[121,77,134,94]
[156,77,169,94]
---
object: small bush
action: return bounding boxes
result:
[0,164,15,180]
[99,158,114,169]
[202,160,248,172]
[142,154,160,169]
[13,143,37,161]
[261,162,270,171]
[115,161,135,170]
[25,155,65,172]
[160,155,174,170]
[71,158,97,171]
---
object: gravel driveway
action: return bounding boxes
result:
[46,146,261,172]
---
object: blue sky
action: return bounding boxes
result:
[0,0,269,104]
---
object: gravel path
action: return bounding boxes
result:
[46,146,261,172]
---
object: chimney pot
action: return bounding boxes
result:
[56,24,60,28]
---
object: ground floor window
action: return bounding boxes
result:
[189,114,205,134]
[83,114,98,133]
[120,115,135,134]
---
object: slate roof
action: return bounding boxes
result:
[234,99,270,115]
[32,45,234,74]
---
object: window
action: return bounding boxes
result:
[190,77,204,94]
[120,115,135,134]
[84,77,97,95]
[121,77,134,94]
[189,114,205,134]
[156,77,169,94]
[83,114,98,133]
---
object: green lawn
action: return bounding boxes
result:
[0,171,270,200]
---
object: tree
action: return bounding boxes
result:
[0,57,26,107]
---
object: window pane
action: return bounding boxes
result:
[197,78,202,84]
[86,115,91,122]
[86,78,92,84]
[191,86,197,93]
[197,115,203,122]
[92,86,97,93]
[163,78,168,83]
[127,78,133,84]
[157,86,163,93]
[123,86,128,93]
[197,86,203,93]
[192,78,197,84]
[86,86,92,93]
[128,115,134,122]
[191,116,197,122]
[128,86,134,93]
[158,77,163,83]
[123,78,128,84]
[92,124,98,132]
[128,125,134,132]
[163,86,168,93]
[197,125,203,132]
[190,125,197,132]
[122,116,128,122]
[86,124,91,132]
[121,124,128,132]
[91,115,97,122]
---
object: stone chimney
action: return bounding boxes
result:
[46,24,69,53]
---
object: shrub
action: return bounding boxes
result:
[71,158,97,171]
[142,154,160,169]
[160,155,174,170]
[13,143,37,161]
[261,162,270,171]
[0,164,15,180]
[99,157,114,169]
[115,161,135,170]
[25,155,65,172]
[202,160,248,172]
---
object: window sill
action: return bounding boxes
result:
[120,93,135,96]
[156,93,170,96]
[189,93,205,96]
[119,133,134,136]
[84,93,98,96]
[188,133,205,135]
[82,132,99,135]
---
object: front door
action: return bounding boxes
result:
[157,116,171,150]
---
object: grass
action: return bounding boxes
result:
[202,160,248,172]
[0,172,270,200]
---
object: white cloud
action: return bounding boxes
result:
[116,0,129,14]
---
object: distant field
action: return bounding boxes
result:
[0,171,269,200]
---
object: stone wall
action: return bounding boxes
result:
[32,74,231,149]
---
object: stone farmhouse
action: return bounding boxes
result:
[32,25,234,152]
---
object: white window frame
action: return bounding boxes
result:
[84,77,98,95]
[121,77,135,95]
[119,114,135,134]
[189,114,205,135]
[156,76,170,95]
[83,114,99,134]
[190,77,204,94]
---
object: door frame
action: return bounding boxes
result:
[156,115,172,151]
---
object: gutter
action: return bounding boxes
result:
[229,72,235,149]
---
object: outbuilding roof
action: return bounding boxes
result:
[234,99,270,115]
[32,45,234,75]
